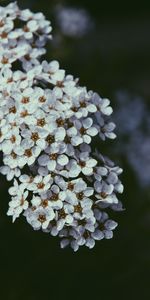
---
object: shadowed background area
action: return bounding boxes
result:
[1,0,150,299]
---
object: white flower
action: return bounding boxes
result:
[99,120,116,141]
[19,174,53,194]
[1,127,21,155]
[72,117,98,145]
[93,166,108,181]
[92,93,113,116]
[24,206,55,230]
[38,143,69,172]
[23,20,39,39]
[21,126,48,150]
[7,190,29,222]
[94,180,118,204]
[0,165,20,181]
[71,90,97,118]
[0,124,10,145]
[8,179,27,196]
[42,60,59,74]
[20,9,33,21]
[67,151,97,177]
[46,184,66,209]
[43,206,74,236]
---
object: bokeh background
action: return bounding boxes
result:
[1,0,150,299]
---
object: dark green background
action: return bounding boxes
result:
[1,0,150,299]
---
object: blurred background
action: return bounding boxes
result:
[1,0,150,299]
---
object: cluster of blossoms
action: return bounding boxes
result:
[0,2,124,251]
[55,5,93,38]
[0,1,52,71]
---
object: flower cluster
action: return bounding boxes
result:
[0,1,52,70]
[0,2,124,251]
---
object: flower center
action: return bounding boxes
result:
[100,192,108,199]
[31,132,39,142]
[67,182,74,191]
[49,153,58,160]
[38,214,46,223]
[1,32,8,39]
[58,209,66,219]
[79,161,86,168]
[9,106,16,114]
[46,134,55,144]
[39,96,46,103]
[37,182,45,189]
[10,135,16,143]
[56,118,65,127]
[50,193,59,201]
[77,192,84,200]
[11,151,17,159]
[37,118,46,127]
[80,127,86,135]
[74,204,82,213]
[21,97,30,104]
[42,199,49,208]
[24,149,32,157]
[80,101,87,108]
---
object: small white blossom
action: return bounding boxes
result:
[24,206,55,230]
